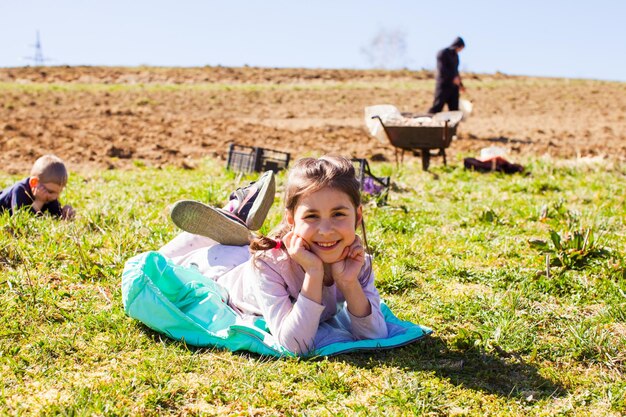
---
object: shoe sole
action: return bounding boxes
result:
[170,200,251,246]
[246,171,276,231]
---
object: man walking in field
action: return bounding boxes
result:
[428,36,465,114]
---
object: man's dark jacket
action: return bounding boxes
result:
[435,47,460,87]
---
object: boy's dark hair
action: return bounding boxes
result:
[30,154,68,186]
[250,155,368,252]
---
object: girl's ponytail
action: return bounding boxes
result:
[249,223,290,252]
[249,235,281,251]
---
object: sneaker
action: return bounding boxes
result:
[228,170,275,231]
[170,200,251,246]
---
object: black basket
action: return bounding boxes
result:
[352,158,391,205]
[227,144,291,173]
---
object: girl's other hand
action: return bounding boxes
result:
[284,230,323,273]
[330,235,365,288]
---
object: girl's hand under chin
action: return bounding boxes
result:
[330,235,365,288]
[284,230,323,273]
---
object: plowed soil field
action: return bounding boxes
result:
[1,66,625,174]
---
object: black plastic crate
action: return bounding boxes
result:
[352,158,391,205]
[227,144,291,173]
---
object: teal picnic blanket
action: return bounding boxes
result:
[122,251,432,357]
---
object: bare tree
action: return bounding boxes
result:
[361,29,408,69]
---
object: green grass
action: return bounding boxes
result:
[1,157,625,415]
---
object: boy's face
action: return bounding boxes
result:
[30,177,64,203]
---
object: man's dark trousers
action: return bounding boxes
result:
[429,84,459,113]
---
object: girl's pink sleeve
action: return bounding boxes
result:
[253,260,325,354]
[348,262,388,340]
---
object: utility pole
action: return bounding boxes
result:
[24,30,51,66]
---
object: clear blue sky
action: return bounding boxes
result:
[2,0,625,81]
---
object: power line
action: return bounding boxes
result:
[23,30,52,66]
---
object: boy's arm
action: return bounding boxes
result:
[10,183,36,214]
[43,200,63,217]
[6,180,72,219]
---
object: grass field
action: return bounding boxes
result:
[1,157,625,416]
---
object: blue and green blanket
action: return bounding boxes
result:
[122,251,432,358]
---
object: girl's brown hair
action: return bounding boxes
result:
[250,155,368,252]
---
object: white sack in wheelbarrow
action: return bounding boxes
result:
[364,104,402,143]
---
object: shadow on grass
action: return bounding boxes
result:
[335,335,565,401]
[138,325,565,401]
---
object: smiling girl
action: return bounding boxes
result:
[242,155,388,353]
[162,155,388,354]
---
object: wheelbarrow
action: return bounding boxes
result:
[371,111,463,170]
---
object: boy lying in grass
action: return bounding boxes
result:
[0,154,75,220]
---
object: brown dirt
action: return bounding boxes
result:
[1,66,625,174]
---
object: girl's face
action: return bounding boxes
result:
[287,187,362,264]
